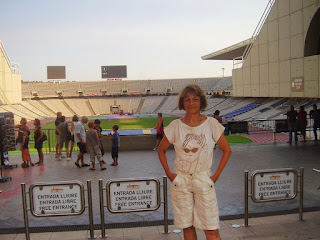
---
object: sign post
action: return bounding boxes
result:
[22,181,90,240]
[99,177,166,237]
[244,168,303,226]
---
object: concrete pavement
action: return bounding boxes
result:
[0,141,320,238]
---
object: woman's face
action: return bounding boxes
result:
[183,92,201,114]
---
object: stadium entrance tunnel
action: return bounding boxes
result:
[304,8,320,57]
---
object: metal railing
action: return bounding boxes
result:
[233,0,276,69]
[0,40,20,74]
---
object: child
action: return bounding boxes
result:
[94,119,106,163]
[86,122,106,171]
[21,131,34,168]
[110,125,120,166]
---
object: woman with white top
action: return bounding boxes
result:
[158,84,231,240]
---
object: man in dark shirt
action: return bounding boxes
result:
[309,104,320,141]
[287,105,298,144]
[55,112,62,157]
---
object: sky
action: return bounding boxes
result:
[1,0,269,82]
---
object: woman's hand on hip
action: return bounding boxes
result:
[167,172,177,182]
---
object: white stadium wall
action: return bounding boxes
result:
[232,0,320,98]
[0,44,21,104]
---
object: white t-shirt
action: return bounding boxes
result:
[74,122,86,143]
[164,117,224,174]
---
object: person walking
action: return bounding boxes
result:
[298,106,307,142]
[309,103,320,141]
[86,122,106,171]
[158,84,231,240]
[153,113,164,151]
[33,119,45,165]
[287,105,298,144]
[74,116,90,168]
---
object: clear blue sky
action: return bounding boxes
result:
[1,0,269,81]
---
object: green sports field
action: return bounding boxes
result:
[43,116,252,144]
[10,116,252,155]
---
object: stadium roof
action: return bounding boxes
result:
[201,38,253,60]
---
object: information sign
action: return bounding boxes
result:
[107,178,160,213]
[251,169,297,202]
[29,181,85,217]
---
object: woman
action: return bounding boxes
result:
[153,112,164,151]
[158,85,231,240]
[16,118,31,164]
[57,116,71,160]
[70,115,79,157]
[33,119,44,165]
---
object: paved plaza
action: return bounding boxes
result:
[0,141,320,239]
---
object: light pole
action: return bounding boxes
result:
[221,68,225,77]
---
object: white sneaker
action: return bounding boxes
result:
[67,157,71,161]
[58,156,62,160]
[153,147,157,151]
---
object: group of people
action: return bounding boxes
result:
[54,113,120,170]
[16,113,121,170]
[286,104,320,143]
[16,118,45,167]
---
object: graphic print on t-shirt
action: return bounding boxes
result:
[179,133,209,172]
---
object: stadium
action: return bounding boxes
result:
[0,0,320,239]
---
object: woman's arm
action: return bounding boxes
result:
[211,133,232,183]
[157,136,176,182]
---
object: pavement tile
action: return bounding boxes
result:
[237,232,302,240]
[104,228,124,237]
[254,214,297,225]
[0,234,16,240]
[142,232,182,240]
[296,230,320,239]
[123,226,160,237]
[220,226,255,239]
[248,223,291,235]
[49,230,88,240]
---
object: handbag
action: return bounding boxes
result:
[66,123,72,141]
[42,132,47,141]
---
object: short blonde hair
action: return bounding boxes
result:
[178,84,207,110]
